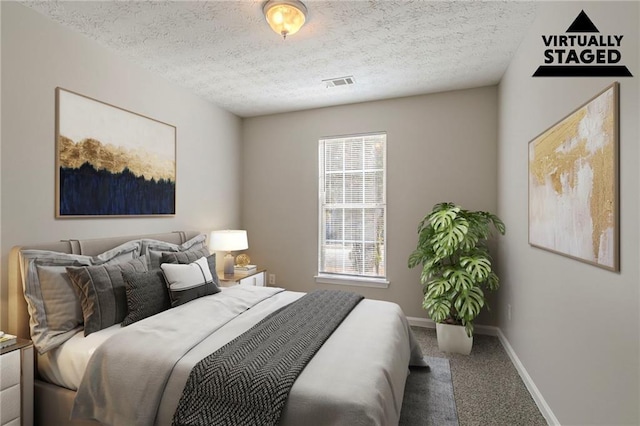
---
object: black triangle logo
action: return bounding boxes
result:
[566,10,599,33]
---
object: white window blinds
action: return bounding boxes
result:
[319,133,386,279]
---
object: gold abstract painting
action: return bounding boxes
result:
[56,88,176,217]
[529,82,618,271]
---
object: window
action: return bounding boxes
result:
[317,133,387,287]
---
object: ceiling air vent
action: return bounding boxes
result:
[323,76,356,88]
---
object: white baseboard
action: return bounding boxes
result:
[406,317,499,336]
[407,316,558,425]
[496,329,560,426]
[407,316,436,329]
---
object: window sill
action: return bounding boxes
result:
[314,274,390,289]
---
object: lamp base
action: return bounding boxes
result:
[223,253,235,276]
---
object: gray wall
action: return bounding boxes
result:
[497,2,639,424]
[0,3,242,330]
[242,87,499,319]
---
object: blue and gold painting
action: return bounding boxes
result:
[56,88,176,217]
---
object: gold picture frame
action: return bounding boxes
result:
[528,82,619,271]
[55,88,176,218]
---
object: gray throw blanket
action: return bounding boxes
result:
[172,289,364,426]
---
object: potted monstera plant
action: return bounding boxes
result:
[408,202,505,354]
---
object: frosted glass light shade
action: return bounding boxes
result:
[209,230,248,252]
[263,0,307,39]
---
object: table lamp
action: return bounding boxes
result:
[209,230,249,276]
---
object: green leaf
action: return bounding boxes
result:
[464,322,474,337]
[420,263,431,285]
[416,214,431,234]
[424,276,452,299]
[432,218,468,257]
[460,255,492,281]
[454,287,485,319]
[407,250,423,269]
[459,230,480,252]
[447,269,474,292]
[485,271,500,291]
[423,297,451,323]
[428,204,460,232]
[420,257,443,283]
[418,222,435,246]
[487,213,506,235]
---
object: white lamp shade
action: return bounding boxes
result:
[209,230,248,252]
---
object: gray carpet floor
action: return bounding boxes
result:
[411,326,547,426]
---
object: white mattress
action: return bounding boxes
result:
[37,324,122,390]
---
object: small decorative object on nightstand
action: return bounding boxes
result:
[235,253,251,267]
[218,268,267,288]
[0,338,34,426]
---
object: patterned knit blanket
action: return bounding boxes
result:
[172,289,364,426]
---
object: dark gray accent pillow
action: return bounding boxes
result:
[121,270,170,326]
[67,256,148,336]
[161,248,220,288]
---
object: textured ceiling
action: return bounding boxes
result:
[24,1,538,117]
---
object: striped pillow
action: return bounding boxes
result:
[160,248,220,287]
[67,256,148,336]
[160,257,220,307]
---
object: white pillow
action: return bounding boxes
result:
[160,257,219,306]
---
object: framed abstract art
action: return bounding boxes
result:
[55,88,176,217]
[528,82,619,271]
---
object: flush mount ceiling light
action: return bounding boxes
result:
[263,0,307,39]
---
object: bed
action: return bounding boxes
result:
[7,231,425,426]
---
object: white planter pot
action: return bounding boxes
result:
[436,323,473,355]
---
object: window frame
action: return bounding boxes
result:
[315,132,389,289]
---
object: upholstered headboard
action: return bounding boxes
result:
[7,231,202,339]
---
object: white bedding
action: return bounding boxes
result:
[37,324,121,390]
[38,286,282,390]
[37,286,251,390]
[60,286,423,426]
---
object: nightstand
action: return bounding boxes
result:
[0,339,33,426]
[218,268,267,287]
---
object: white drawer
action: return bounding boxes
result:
[238,272,265,287]
[238,275,254,286]
[0,351,20,391]
[254,272,265,287]
[0,384,20,424]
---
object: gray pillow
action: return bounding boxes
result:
[161,248,220,288]
[36,265,84,333]
[121,270,170,326]
[67,256,148,336]
[140,234,207,270]
[20,240,141,354]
